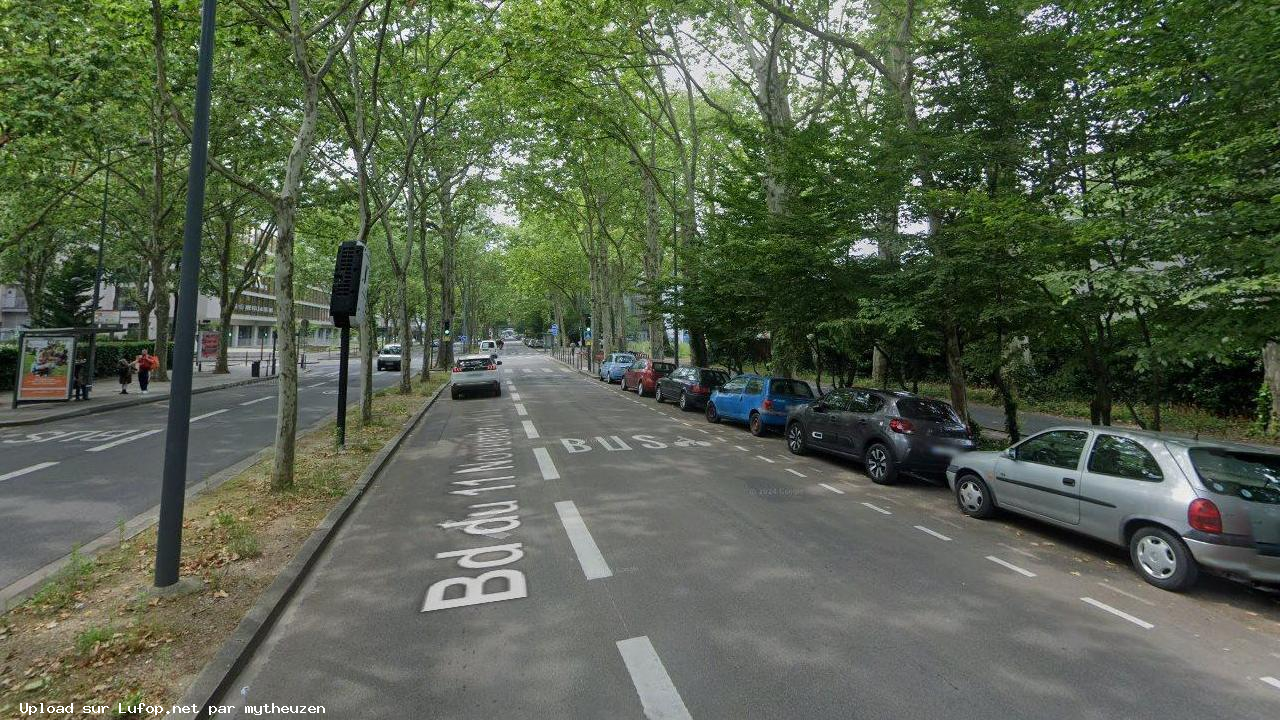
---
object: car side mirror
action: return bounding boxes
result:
[1002,448,1016,460]
[813,401,827,413]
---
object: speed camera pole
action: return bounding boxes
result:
[154,0,218,589]
[330,241,369,448]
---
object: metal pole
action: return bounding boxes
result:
[336,326,350,447]
[87,149,111,391]
[271,330,277,376]
[154,0,217,589]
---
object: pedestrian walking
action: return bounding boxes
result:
[117,357,134,394]
[73,359,89,401]
[136,348,156,394]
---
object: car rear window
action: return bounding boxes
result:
[702,370,729,385]
[457,358,490,371]
[1188,448,1280,504]
[897,399,962,424]
[614,354,634,364]
[652,362,675,372]
[769,379,813,398]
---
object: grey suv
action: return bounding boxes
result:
[786,388,975,484]
[946,427,1280,591]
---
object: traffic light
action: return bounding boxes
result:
[442,318,451,338]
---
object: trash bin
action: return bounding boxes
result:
[251,360,261,377]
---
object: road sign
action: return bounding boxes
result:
[550,323,559,337]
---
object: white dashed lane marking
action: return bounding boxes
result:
[189,409,230,423]
[514,403,528,416]
[522,420,540,439]
[0,462,59,483]
[860,502,892,515]
[616,637,694,720]
[986,556,1037,577]
[1261,677,1280,691]
[786,468,807,478]
[1080,597,1153,630]
[554,500,612,580]
[755,455,775,464]
[914,525,953,542]
[819,483,845,495]
[533,447,560,480]
[240,396,271,406]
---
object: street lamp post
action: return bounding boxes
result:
[154,0,218,589]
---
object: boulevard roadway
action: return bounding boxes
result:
[0,358,401,593]
[215,347,1280,719]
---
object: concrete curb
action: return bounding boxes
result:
[0,404,336,612]
[0,376,276,428]
[166,381,450,720]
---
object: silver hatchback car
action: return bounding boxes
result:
[946,426,1280,591]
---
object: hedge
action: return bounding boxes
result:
[0,341,174,392]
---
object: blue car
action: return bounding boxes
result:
[706,375,816,436]
[598,352,636,383]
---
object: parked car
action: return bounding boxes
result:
[786,389,975,485]
[656,366,730,411]
[946,427,1280,591]
[376,344,402,371]
[450,354,502,399]
[706,375,815,436]
[621,359,675,396]
[598,352,636,383]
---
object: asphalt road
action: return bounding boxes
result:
[0,358,403,591]
[212,347,1280,718]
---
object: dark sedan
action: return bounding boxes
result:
[656,366,729,411]
[785,388,975,484]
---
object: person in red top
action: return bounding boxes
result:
[136,348,156,394]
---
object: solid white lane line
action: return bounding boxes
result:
[554,501,612,580]
[734,445,748,452]
[239,396,271,406]
[0,462,59,483]
[522,420,539,439]
[190,409,230,423]
[510,393,521,401]
[787,468,807,478]
[86,428,163,452]
[1096,581,1157,607]
[514,403,528,416]
[914,525,953,542]
[860,502,892,515]
[819,483,845,495]
[533,447,560,480]
[1261,677,1280,691]
[985,556,1037,577]
[616,636,694,720]
[1080,597,1154,630]
[755,455,775,463]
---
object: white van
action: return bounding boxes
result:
[479,339,497,353]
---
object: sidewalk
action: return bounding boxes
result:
[0,363,275,428]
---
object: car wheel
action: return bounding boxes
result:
[786,422,807,455]
[865,443,898,485]
[706,402,720,424]
[655,387,665,404]
[749,412,765,437]
[492,383,501,398]
[679,392,690,412]
[955,473,996,519]
[1129,526,1199,592]
[637,382,646,397]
